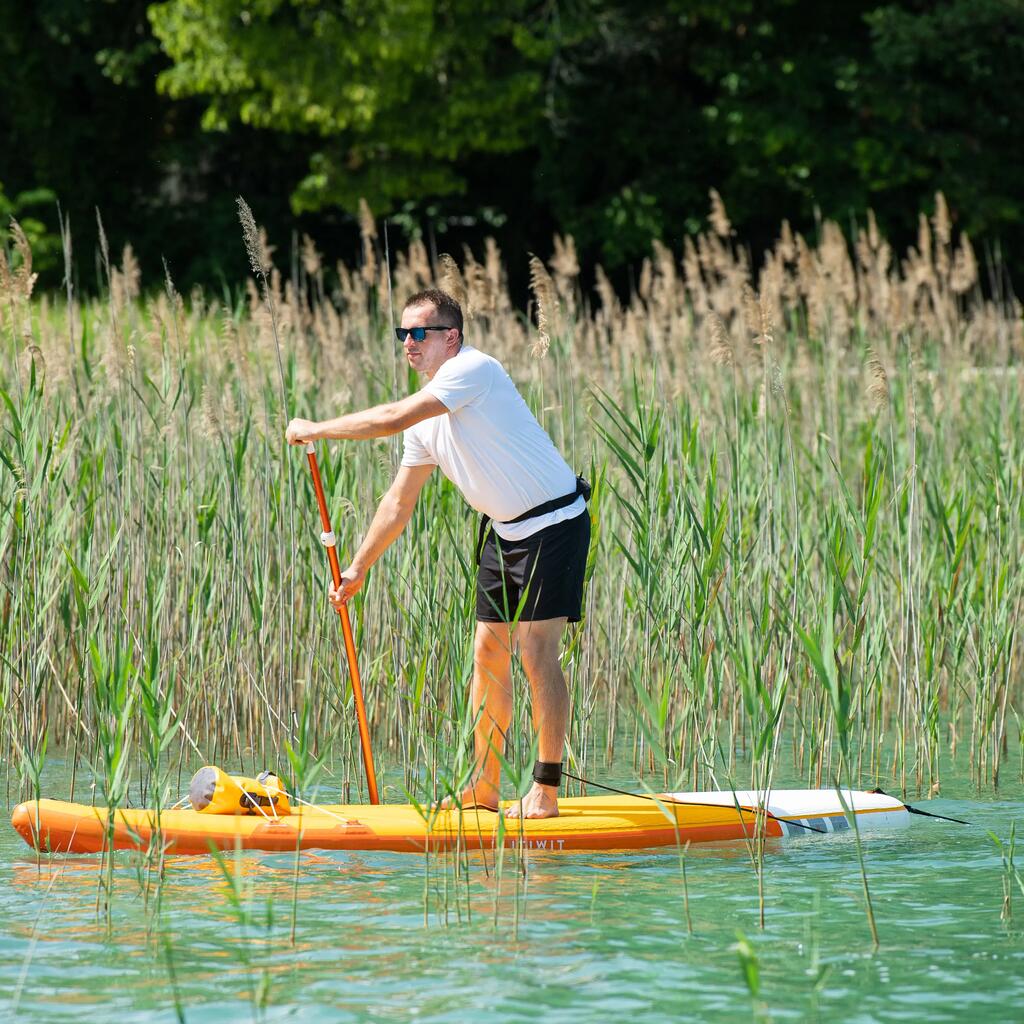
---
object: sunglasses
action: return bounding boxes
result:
[395,325,454,342]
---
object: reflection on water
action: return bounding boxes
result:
[2,767,1023,1022]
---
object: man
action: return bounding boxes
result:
[285,288,589,819]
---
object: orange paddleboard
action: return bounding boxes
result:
[11,789,910,855]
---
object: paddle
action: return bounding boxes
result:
[304,442,380,804]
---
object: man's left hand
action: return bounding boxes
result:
[286,418,320,445]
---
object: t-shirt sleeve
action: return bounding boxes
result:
[422,354,492,412]
[400,424,435,467]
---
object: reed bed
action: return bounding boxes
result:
[1,192,1021,820]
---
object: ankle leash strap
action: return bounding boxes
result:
[532,760,563,788]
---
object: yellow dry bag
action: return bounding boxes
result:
[189,766,291,816]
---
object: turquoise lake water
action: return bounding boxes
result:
[2,761,1023,1022]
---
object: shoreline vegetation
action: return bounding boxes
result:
[1,192,1021,816]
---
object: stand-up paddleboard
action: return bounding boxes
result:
[11,789,910,855]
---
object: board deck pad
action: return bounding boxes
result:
[11,790,910,855]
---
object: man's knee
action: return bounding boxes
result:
[517,619,566,679]
[474,622,511,667]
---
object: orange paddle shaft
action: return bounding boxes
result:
[304,442,380,804]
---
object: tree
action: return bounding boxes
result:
[534,0,1024,265]
[861,0,1024,244]
[0,0,321,286]
[148,0,546,213]
[3,0,1023,286]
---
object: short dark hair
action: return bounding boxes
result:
[404,288,463,341]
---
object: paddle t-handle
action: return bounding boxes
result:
[303,440,380,804]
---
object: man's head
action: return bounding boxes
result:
[398,289,464,378]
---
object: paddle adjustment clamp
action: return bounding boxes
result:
[532,760,563,788]
[320,530,336,548]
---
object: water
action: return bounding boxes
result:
[2,762,1023,1022]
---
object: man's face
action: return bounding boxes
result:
[399,302,460,377]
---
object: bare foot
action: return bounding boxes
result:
[505,782,559,819]
[433,779,500,813]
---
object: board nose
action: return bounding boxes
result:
[10,802,40,850]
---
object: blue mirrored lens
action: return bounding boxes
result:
[395,327,428,342]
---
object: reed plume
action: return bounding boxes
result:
[439,253,469,320]
[528,254,555,358]
[707,313,733,366]
[866,348,890,414]
[358,198,377,286]
[708,188,732,238]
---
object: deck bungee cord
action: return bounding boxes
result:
[185,766,358,828]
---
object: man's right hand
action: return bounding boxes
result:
[329,567,364,610]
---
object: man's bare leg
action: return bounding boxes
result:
[438,621,512,810]
[505,617,568,820]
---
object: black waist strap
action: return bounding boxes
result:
[503,476,591,525]
[475,476,590,564]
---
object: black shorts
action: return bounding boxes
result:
[476,511,591,623]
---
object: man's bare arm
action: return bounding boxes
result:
[330,463,435,606]
[286,392,447,445]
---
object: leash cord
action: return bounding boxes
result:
[562,770,828,834]
[868,788,971,826]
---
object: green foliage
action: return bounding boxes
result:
[0,183,59,271]
[148,0,544,213]
[988,825,1024,921]
[0,0,316,288]
[2,0,1024,282]
[732,930,761,997]
[862,0,1024,237]
[533,0,1024,263]
[797,588,850,753]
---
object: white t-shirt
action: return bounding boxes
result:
[401,345,585,540]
